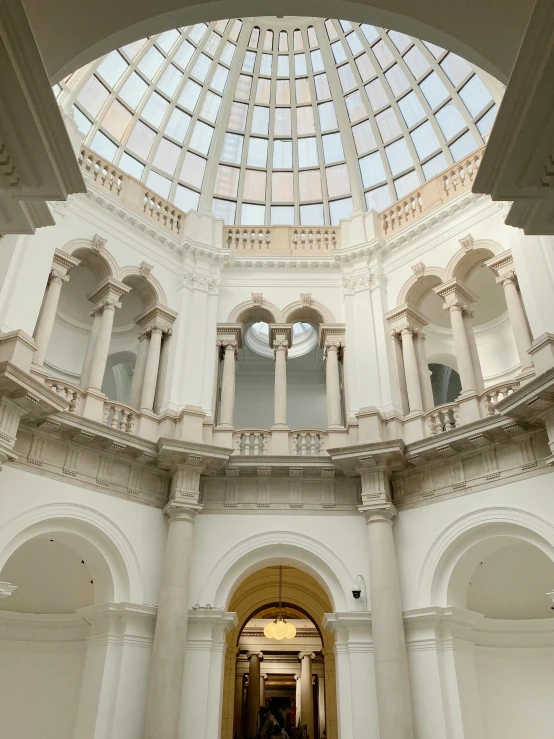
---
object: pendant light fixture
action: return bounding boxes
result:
[263,566,296,640]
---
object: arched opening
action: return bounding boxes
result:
[429,362,461,406]
[221,566,338,739]
[102,349,136,403]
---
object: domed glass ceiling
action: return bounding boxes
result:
[56,17,499,226]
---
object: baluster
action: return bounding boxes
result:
[300,433,307,456]
[253,433,260,456]
[428,412,439,435]
[293,433,299,455]
[68,391,78,413]
[119,409,129,432]
[103,404,111,425]
[110,405,119,428]
[262,434,268,454]
[444,408,455,431]
[309,434,316,456]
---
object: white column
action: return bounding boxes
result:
[144,501,200,739]
[414,332,434,411]
[80,310,102,389]
[300,652,315,739]
[324,341,343,428]
[129,332,149,409]
[87,301,118,390]
[501,273,534,369]
[317,675,326,739]
[260,673,267,707]
[218,340,238,428]
[295,674,302,727]
[448,303,477,394]
[246,652,262,738]
[33,269,68,366]
[463,311,484,394]
[154,329,172,413]
[234,673,244,737]
[363,504,414,739]
[139,326,163,411]
[400,327,423,413]
[273,338,289,428]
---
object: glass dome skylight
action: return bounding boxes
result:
[246,321,317,358]
[57,17,499,226]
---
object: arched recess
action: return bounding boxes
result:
[446,239,503,283]
[228,298,282,325]
[0,502,144,604]
[62,237,119,282]
[282,300,335,325]
[200,530,354,613]
[396,267,447,309]
[102,349,136,402]
[419,507,554,608]
[119,266,167,308]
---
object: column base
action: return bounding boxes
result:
[270,427,290,454]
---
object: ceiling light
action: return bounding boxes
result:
[263,566,296,640]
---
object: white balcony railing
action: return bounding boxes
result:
[426,403,459,435]
[103,402,137,433]
[225,226,340,254]
[482,382,519,416]
[45,378,83,413]
[291,431,327,456]
[235,430,270,455]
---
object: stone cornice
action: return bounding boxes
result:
[134,302,177,332]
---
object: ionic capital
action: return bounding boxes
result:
[218,338,239,359]
[496,269,518,287]
[49,268,70,285]
[359,501,397,524]
[87,277,131,309]
[273,339,289,360]
[433,278,476,315]
[134,303,178,334]
[299,651,316,661]
[319,324,346,355]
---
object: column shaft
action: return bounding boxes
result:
[87,304,117,390]
[400,329,423,413]
[260,674,267,707]
[503,278,533,369]
[273,343,288,427]
[154,332,172,413]
[317,675,326,739]
[234,673,244,738]
[33,273,66,366]
[300,653,315,739]
[414,333,434,411]
[246,653,261,738]
[295,674,302,727]
[463,314,484,393]
[80,311,102,389]
[219,342,237,427]
[129,333,149,408]
[365,506,414,739]
[140,327,163,411]
[325,343,343,428]
[449,306,476,394]
[144,506,198,739]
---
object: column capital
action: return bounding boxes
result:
[247,651,264,660]
[268,324,293,351]
[433,278,477,313]
[299,651,316,660]
[87,277,131,309]
[135,303,178,335]
[163,500,202,520]
[49,268,70,285]
[319,323,346,350]
[485,249,516,282]
[217,338,239,358]
[51,248,80,277]
[216,323,244,348]
[359,501,397,524]
[385,304,428,333]
[261,673,268,681]
[294,674,301,681]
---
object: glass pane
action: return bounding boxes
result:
[97,51,127,86]
[142,92,169,127]
[346,32,363,56]
[220,42,236,66]
[298,137,318,167]
[459,75,492,117]
[243,170,267,200]
[385,65,410,96]
[311,50,324,73]
[91,131,117,160]
[158,64,182,95]
[424,41,445,58]
[360,25,379,44]
[204,31,221,57]
[326,163,350,198]
[272,172,294,201]
[146,170,171,198]
[212,198,236,224]
[375,107,402,143]
[404,46,430,78]
[366,79,388,111]
[435,100,466,139]
[352,120,377,154]
[180,151,206,187]
[329,197,353,225]
[421,152,447,179]
[295,54,307,76]
[385,138,413,175]
[260,54,272,76]
[78,76,109,116]
[251,106,269,135]
[300,203,324,225]
[271,206,294,225]
[420,72,449,109]
[189,121,213,155]
[242,51,256,74]
[441,53,472,86]
[279,80,293,104]
[294,30,303,51]
[192,54,211,82]
[397,91,425,127]
[273,140,293,168]
[449,130,478,160]
[174,185,200,212]
[279,31,288,52]
[308,27,318,48]
[331,41,347,64]
[200,91,221,123]
[360,151,386,187]
[165,108,191,142]
[122,38,146,59]
[274,108,292,136]
[228,102,248,131]
[236,74,252,101]
[338,64,357,92]
[318,101,338,131]
[127,121,156,158]
[138,47,164,79]
[356,53,374,81]
[221,133,243,164]
[247,137,268,167]
[256,78,271,104]
[325,19,339,41]
[372,40,394,69]
[394,170,420,198]
[102,100,133,138]
[410,120,440,159]
[388,30,412,53]
[189,24,207,44]
[314,74,331,100]
[179,80,202,111]
[241,203,266,224]
[322,133,344,163]
[365,184,392,211]
[211,65,228,93]
[215,165,240,197]
[345,90,366,123]
[299,169,322,200]
[174,41,195,69]
[72,106,93,135]
[229,20,242,42]
[119,152,144,179]
[294,78,308,104]
[297,106,315,135]
[153,138,181,175]
[476,105,496,134]
[277,56,290,77]
[264,30,274,51]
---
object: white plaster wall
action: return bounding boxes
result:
[475,647,554,739]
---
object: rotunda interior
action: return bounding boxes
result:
[1,7,554,739]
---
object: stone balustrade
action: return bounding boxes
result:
[79,143,485,244]
[235,430,270,455]
[103,401,137,433]
[292,431,327,456]
[45,378,83,413]
[482,381,520,416]
[79,147,183,236]
[426,403,459,435]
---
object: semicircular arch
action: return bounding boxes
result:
[397,267,447,309]
[119,266,168,308]
[228,298,282,324]
[446,239,504,282]
[282,299,335,325]
[62,237,119,282]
